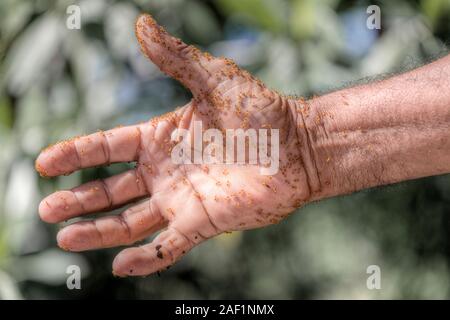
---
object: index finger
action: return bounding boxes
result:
[35,125,143,177]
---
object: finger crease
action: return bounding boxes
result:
[211,78,246,97]
[91,220,104,247]
[72,141,83,170]
[149,200,163,223]
[171,226,195,248]
[196,231,208,240]
[259,94,282,111]
[178,43,191,56]
[100,131,111,165]
[72,190,87,214]
[117,214,132,242]
[136,166,151,195]
[135,126,143,160]
[100,179,114,207]
[164,244,175,263]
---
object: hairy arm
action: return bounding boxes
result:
[296,54,450,201]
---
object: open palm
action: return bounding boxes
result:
[36,14,312,276]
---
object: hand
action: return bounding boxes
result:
[36,14,314,276]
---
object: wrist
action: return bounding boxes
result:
[288,97,329,201]
[289,55,450,203]
[290,92,359,201]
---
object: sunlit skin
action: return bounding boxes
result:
[36,14,450,277]
[36,14,314,276]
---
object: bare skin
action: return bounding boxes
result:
[36,14,450,277]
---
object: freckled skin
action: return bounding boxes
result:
[35,14,315,277]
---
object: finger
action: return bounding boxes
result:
[39,169,148,223]
[57,199,166,251]
[135,14,242,96]
[36,125,142,177]
[112,227,195,276]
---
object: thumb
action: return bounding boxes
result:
[135,13,241,97]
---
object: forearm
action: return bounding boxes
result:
[296,54,450,200]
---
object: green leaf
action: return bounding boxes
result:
[421,0,450,28]
[183,0,221,44]
[290,0,316,40]
[0,96,12,129]
[216,0,286,32]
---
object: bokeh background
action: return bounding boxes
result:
[0,0,449,299]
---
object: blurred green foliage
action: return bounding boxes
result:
[0,0,449,299]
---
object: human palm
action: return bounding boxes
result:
[36,14,312,276]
